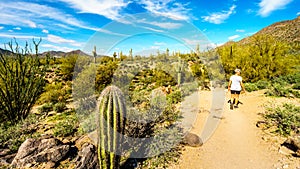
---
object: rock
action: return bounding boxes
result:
[183,132,203,147]
[43,161,56,169]
[0,149,11,157]
[279,146,295,155]
[282,135,300,157]
[74,143,98,169]
[11,137,70,168]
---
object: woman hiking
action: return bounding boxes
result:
[228,68,246,109]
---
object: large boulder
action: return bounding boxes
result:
[11,137,70,168]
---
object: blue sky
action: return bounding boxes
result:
[0,0,299,56]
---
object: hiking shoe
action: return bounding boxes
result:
[230,103,233,110]
[234,104,238,108]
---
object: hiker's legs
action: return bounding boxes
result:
[234,94,239,105]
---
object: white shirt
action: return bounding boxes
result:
[230,75,242,91]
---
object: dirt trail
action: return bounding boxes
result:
[170,90,300,169]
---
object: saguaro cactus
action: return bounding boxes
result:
[97,85,127,169]
[176,53,183,85]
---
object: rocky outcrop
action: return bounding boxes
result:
[74,143,98,169]
[11,137,70,168]
[10,135,100,168]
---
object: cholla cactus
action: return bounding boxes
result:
[97,85,127,169]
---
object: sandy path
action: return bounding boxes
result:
[170,90,300,169]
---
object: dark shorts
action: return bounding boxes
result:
[231,90,241,94]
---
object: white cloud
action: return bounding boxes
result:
[57,0,129,20]
[182,38,202,46]
[236,29,245,32]
[47,34,82,47]
[13,27,21,30]
[0,26,4,30]
[228,35,240,40]
[41,44,74,52]
[139,26,165,33]
[151,45,160,49]
[137,20,182,29]
[0,33,41,39]
[42,29,49,34]
[258,0,293,17]
[154,42,167,46]
[0,1,126,37]
[297,12,300,16]
[139,0,193,20]
[201,5,236,24]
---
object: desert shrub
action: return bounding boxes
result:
[38,82,71,104]
[53,102,67,113]
[53,112,78,137]
[293,83,300,90]
[265,83,290,97]
[181,82,198,97]
[95,59,118,92]
[244,83,259,92]
[0,114,40,152]
[0,41,46,124]
[263,103,300,136]
[140,127,183,169]
[60,55,91,81]
[255,80,270,89]
[265,72,300,98]
[38,103,53,113]
[166,90,182,104]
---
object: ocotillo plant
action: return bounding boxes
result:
[97,85,127,169]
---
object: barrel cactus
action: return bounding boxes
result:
[97,85,127,169]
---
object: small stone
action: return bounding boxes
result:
[282,164,289,169]
[44,161,56,169]
[279,146,294,155]
[0,149,11,157]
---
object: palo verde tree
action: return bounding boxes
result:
[0,39,46,124]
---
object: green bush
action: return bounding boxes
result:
[53,114,78,137]
[38,82,71,104]
[0,114,40,152]
[38,103,53,113]
[292,83,300,90]
[263,103,300,136]
[255,80,270,89]
[167,90,182,104]
[265,83,300,98]
[53,102,67,113]
[244,83,259,92]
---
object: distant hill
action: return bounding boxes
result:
[0,48,13,55]
[41,49,90,57]
[0,48,91,57]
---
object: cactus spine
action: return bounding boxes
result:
[97,85,126,169]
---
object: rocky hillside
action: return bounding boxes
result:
[238,16,300,44]
[255,16,300,43]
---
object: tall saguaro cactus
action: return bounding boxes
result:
[97,85,127,169]
[176,52,183,85]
